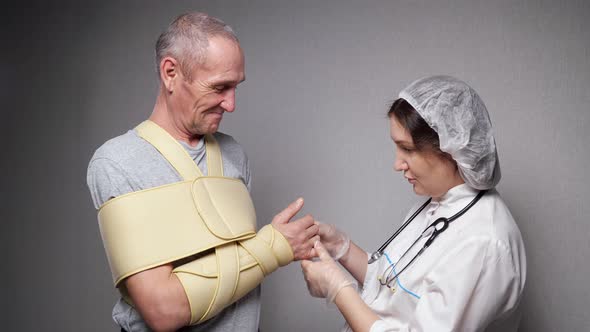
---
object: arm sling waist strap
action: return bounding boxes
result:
[97,120,294,324]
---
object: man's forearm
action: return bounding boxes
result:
[125,264,190,332]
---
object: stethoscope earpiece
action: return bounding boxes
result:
[368,251,382,264]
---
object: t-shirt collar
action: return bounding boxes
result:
[178,138,205,160]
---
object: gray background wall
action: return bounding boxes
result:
[5,0,589,331]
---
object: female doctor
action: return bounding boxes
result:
[301,76,526,332]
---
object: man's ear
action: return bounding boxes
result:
[160,56,179,92]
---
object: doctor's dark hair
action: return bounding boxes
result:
[387,98,441,153]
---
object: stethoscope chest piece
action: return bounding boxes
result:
[423,217,449,247]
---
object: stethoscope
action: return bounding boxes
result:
[369,190,486,287]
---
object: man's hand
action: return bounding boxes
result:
[271,198,319,260]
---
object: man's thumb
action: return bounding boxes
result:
[273,197,304,224]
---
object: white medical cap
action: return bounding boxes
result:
[398,75,501,190]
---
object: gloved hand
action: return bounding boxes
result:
[316,222,350,260]
[300,241,356,303]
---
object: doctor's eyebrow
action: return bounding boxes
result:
[393,139,414,146]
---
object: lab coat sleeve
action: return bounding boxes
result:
[369,237,520,332]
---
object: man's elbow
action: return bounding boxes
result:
[142,302,189,332]
[125,268,191,331]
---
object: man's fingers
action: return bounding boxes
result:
[273,198,304,225]
[293,214,315,229]
[305,224,320,238]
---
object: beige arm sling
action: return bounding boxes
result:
[98,120,293,325]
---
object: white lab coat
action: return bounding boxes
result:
[343,184,526,332]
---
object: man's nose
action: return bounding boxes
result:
[220,89,236,113]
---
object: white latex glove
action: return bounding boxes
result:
[300,241,356,303]
[316,222,350,260]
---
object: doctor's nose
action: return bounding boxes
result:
[394,156,408,172]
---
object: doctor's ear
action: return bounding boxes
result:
[160,57,180,92]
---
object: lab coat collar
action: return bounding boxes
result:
[434,183,479,207]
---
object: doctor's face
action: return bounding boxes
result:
[390,116,460,198]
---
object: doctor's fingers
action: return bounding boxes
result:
[317,222,336,237]
[300,259,321,282]
[300,261,321,297]
[313,241,333,260]
[303,235,321,259]
[300,258,339,298]
[300,259,313,270]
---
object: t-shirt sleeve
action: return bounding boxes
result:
[87,157,137,209]
[369,237,520,332]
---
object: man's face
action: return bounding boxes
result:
[171,36,245,136]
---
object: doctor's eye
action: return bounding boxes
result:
[398,146,414,153]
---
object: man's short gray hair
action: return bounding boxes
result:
[155,12,239,82]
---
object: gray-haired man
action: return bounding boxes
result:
[87,12,319,332]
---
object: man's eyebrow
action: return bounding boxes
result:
[213,78,246,86]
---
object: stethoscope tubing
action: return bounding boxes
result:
[369,190,486,265]
[368,198,431,264]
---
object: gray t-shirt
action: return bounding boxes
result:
[87,129,260,332]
